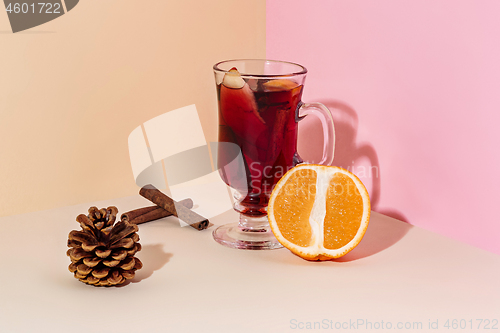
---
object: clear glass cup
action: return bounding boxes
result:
[212,59,335,250]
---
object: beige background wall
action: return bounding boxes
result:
[0,1,266,216]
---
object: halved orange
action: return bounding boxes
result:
[268,164,370,260]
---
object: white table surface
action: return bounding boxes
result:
[0,194,499,333]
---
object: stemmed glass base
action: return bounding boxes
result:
[212,215,283,250]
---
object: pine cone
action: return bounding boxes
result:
[67,206,143,286]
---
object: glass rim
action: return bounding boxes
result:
[213,59,308,78]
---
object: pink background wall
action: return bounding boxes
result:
[267,0,500,254]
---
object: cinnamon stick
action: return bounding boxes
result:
[139,185,210,231]
[121,198,193,225]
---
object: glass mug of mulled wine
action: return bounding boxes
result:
[213,59,335,250]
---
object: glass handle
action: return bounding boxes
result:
[298,102,336,165]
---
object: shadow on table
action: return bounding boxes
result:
[208,208,238,227]
[335,212,412,262]
[125,244,172,284]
